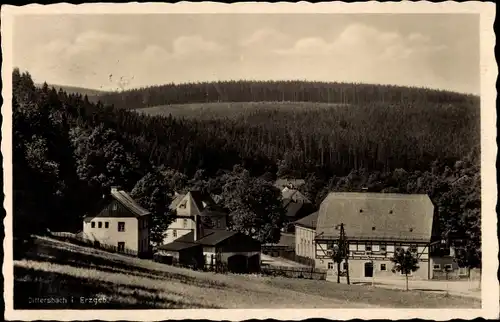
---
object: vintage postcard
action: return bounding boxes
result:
[2,1,498,321]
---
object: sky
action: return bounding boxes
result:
[13,14,480,94]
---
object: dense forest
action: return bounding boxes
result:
[14,68,481,271]
[96,80,480,110]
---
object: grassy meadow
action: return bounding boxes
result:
[133,101,350,120]
[14,237,480,309]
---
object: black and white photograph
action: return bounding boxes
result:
[2,2,497,320]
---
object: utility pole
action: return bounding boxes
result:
[339,223,350,285]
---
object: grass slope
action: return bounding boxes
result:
[134,101,350,120]
[14,236,479,309]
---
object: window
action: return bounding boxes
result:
[179,201,186,209]
[98,221,102,228]
[444,264,453,271]
[410,246,418,253]
[216,219,221,228]
[458,267,468,276]
[118,222,125,232]
[381,244,387,252]
[349,244,357,251]
[183,219,188,228]
[433,264,441,270]
[372,244,380,252]
[386,245,395,252]
[380,264,387,271]
[371,226,376,230]
[91,222,95,228]
[328,262,334,269]
[342,262,347,270]
[366,244,372,252]
[117,242,125,252]
[105,222,109,228]
[358,244,366,251]
[112,203,118,211]
[173,230,177,238]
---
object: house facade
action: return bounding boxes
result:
[313,192,445,280]
[82,187,150,256]
[294,212,318,259]
[163,191,223,244]
[157,212,261,273]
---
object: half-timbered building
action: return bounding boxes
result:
[314,192,452,280]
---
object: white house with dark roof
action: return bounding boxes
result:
[82,186,150,256]
[294,211,319,259]
[314,192,454,280]
[163,191,227,245]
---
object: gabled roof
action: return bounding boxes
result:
[189,190,215,211]
[263,232,295,248]
[112,190,150,217]
[294,211,319,230]
[316,192,434,241]
[169,193,186,210]
[157,241,201,252]
[274,178,306,190]
[173,229,239,246]
[84,189,150,221]
[282,187,309,202]
[170,190,215,212]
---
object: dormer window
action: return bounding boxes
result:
[389,210,393,214]
[179,201,187,209]
[409,228,414,232]
[372,226,376,231]
[359,209,363,213]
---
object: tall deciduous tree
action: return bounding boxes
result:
[131,170,175,247]
[221,166,286,244]
[391,249,420,291]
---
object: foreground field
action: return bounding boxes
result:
[14,237,480,309]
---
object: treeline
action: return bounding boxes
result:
[13,68,480,269]
[95,80,480,110]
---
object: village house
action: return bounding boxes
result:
[306,192,460,280]
[156,210,261,273]
[294,211,318,259]
[281,187,316,233]
[82,186,150,257]
[163,190,223,244]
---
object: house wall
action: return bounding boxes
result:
[163,194,198,244]
[137,216,150,253]
[83,217,139,252]
[314,239,432,280]
[295,226,315,259]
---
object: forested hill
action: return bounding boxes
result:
[95,80,480,111]
[13,68,481,268]
[35,84,108,101]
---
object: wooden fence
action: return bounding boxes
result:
[261,265,327,280]
[50,231,140,257]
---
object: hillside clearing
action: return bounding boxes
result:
[134,101,350,119]
[14,237,480,309]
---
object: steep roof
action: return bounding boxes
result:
[274,178,306,190]
[189,190,216,211]
[84,189,150,221]
[169,193,186,210]
[316,192,434,241]
[282,187,309,203]
[295,211,319,230]
[112,190,150,217]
